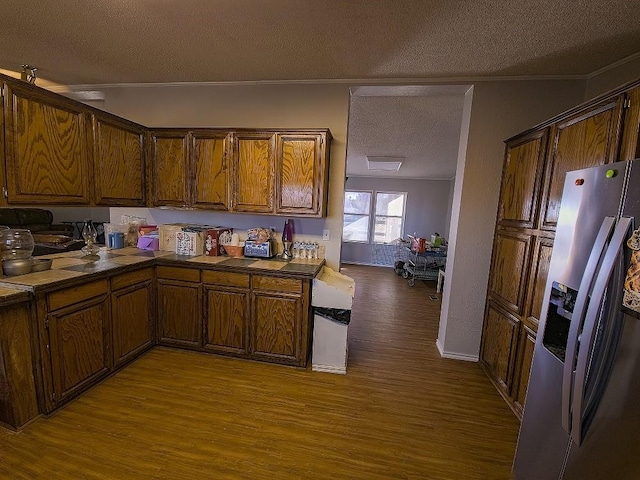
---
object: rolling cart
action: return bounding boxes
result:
[402,246,446,286]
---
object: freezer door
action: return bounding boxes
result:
[562,314,640,479]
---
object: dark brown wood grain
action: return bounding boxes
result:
[233,133,275,213]
[480,301,519,395]
[93,114,146,206]
[156,279,202,347]
[498,129,548,229]
[203,286,249,356]
[156,266,200,283]
[524,237,554,332]
[47,295,110,406]
[619,86,640,162]
[488,230,532,315]
[251,291,300,364]
[202,270,249,288]
[0,301,38,429]
[111,279,154,368]
[48,279,108,311]
[512,325,536,417]
[150,131,189,206]
[192,131,230,209]
[251,274,302,293]
[540,97,624,229]
[4,83,91,204]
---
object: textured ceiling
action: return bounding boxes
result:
[2,1,638,180]
[0,0,639,85]
[347,86,467,179]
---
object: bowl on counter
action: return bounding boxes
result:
[2,257,34,276]
[31,258,53,272]
[223,244,245,258]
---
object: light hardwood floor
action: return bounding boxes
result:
[0,265,519,479]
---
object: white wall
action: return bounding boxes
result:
[341,176,452,265]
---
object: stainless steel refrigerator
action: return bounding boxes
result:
[513,160,640,479]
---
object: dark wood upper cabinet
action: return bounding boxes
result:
[149,130,190,207]
[93,114,146,206]
[232,132,276,213]
[3,81,92,204]
[498,129,549,229]
[539,96,624,230]
[276,132,330,217]
[619,86,640,162]
[192,131,231,210]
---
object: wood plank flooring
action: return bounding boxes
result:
[0,265,519,479]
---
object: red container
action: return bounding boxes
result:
[411,237,426,253]
[205,227,233,256]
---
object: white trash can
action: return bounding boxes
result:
[311,266,355,374]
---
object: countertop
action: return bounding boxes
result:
[0,247,325,297]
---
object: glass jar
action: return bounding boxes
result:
[0,228,35,261]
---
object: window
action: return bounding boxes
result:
[343,190,407,243]
[342,191,371,242]
[374,192,406,243]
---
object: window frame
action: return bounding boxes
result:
[342,189,407,244]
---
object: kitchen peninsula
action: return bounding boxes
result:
[0,247,323,431]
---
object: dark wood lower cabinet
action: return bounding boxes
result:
[480,301,520,396]
[156,265,202,348]
[204,285,250,357]
[44,281,111,411]
[111,268,155,367]
[0,301,38,430]
[251,291,302,365]
[512,325,536,416]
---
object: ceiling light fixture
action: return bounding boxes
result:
[366,156,404,171]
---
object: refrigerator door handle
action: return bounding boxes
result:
[561,216,616,434]
[570,216,632,446]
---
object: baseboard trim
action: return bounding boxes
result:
[312,364,347,374]
[436,339,478,362]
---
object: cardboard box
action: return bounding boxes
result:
[175,230,205,256]
[158,224,188,252]
[205,227,233,256]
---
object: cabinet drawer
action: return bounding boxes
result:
[156,266,200,283]
[202,270,249,288]
[251,275,302,293]
[48,279,108,311]
[111,267,154,291]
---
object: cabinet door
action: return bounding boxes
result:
[498,129,548,229]
[150,131,190,207]
[47,295,111,407]
[523,236,554,332]
[488,230,533,315]
[619,86,640,162]
[203,285,249,356]
[93,114,146,206]
[232,132,275,213]
[251,291,302,366]
[111,270,154,368]
[512,325,536,417]
[540,97,624,229]
[4,82,91,204]
[192,131,230,210]
[157,279,202,347]
[276,132,328,216]
[480,301,520,396]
